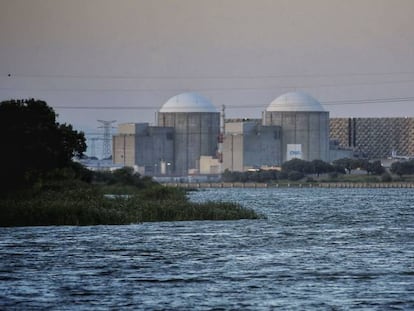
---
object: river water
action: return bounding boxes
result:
[1,188,413,310]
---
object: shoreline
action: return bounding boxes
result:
[165,182,414,189]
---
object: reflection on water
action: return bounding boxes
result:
[1,188,413,310]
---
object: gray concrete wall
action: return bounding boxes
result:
[223,121,281,171]
[264,111,329,162]
[113,123,174,175]
[135,126,174,175]
[158,112,220,175]
[243,124,282,168]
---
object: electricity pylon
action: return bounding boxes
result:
[98,120,116,159]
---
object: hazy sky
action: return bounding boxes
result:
[1,0,414,138]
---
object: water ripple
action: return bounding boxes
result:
[0,188,413,310]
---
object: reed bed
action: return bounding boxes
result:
[0,183,261,226]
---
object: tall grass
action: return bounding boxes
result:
[0,181,262,226]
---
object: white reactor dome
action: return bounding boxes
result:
[266,91,325,112]
[159,92,217,113]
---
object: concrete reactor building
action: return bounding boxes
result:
[157,92,220,175]
[262,91,330,162]
[113,92,221,176]
[222,92,338,172]
[113,91,350,176]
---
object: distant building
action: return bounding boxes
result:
[113,91,354,176]
[222,120,281,171]
[330,118,414,159]
[263,91,330,162]
[157,92,220,175]
[113,92,220,176]
[112,123,174,175]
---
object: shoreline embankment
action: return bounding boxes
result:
[164,182,414,189]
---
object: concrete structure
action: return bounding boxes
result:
[223,120,281,171]
[157,92,220,175]
[111,91,359,176]
[113,123,174,175]
[330,117,414,159]
[113,93,220,176]
[263,92,330,162]
[199,156,221,174]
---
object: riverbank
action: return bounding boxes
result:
[165,182,414,189]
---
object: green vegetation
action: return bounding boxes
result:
[390,160,414,178]
[0,167,261,227]
[332,158,384,175]
[0,99,86,192]
[222,158,393,184]
[0,99,261,226]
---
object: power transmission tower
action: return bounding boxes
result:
[98,120,116,159]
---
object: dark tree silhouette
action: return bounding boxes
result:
[332,158,355,174]
[311,159,334,177]
[390,160,414,178]
[0,99,86,191]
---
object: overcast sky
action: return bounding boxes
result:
[1,0,414,142]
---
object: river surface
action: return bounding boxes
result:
[1,188,414,310]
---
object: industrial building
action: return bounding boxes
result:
[156,92,220,175]
[222,119,281,171]
[113,91,352,175]
[112,123,174,175]
[330,117,414,159]
[221,92,340,172]
[113,92,220,176]
[263,92,330,162]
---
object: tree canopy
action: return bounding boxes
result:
[0,99,86,191]
[332,158,384,175]
[390,160,414,178]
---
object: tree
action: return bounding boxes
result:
[390,162,404,178]
[353,159,369,171]
[0,99,86,191]
[311,159,333,177]
[282,158,313,174]
[390,160,414,178]
[366,160,385,175]
[332,158,354,174]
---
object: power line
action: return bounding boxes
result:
[50,96,414,111]
[1,78,414,93]
[323,97,414,105]
[3,71,414,80]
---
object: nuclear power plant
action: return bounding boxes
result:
[157,93,221,175]
[113,93,222,176]
[112,91,414,176]
[263,92,330,162]
[113,91,354,176]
